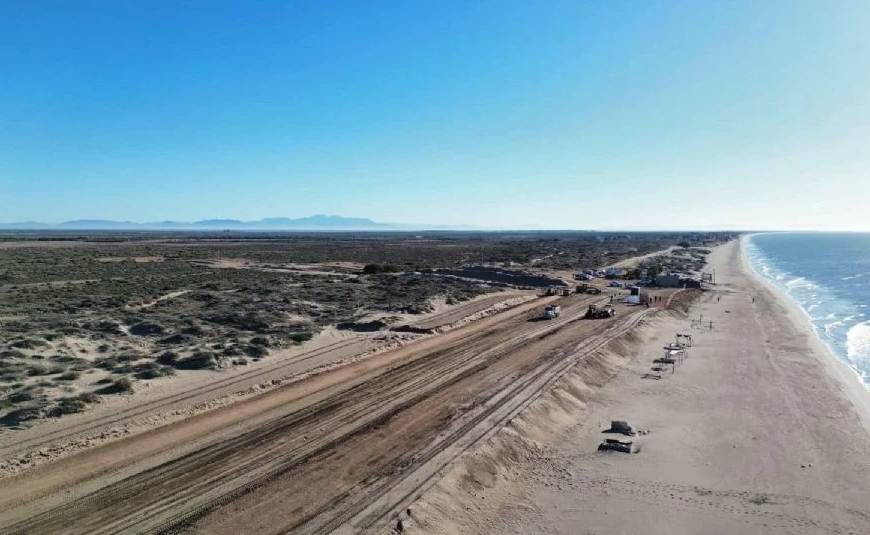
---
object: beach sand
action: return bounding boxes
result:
[407,239,870,534]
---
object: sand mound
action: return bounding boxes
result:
[403,314,671,533]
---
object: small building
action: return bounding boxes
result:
[681,278,702,289]
[656,274,681,288]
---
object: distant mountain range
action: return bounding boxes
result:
[0,215,403,231]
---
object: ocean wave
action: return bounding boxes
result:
[846,321,870,371]
[823,314,860,333]
[785,277,819,291]
[824,320,847,333]
[745,233,870,391]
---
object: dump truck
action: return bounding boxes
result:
[585,303,615,319]
[543,304,561,319]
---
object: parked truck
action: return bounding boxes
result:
[576,283,602,295]
[543,304,561,319]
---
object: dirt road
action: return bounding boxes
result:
[0,293,658,534]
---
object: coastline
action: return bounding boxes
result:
[406,239,870,534]
[740,234,870,437]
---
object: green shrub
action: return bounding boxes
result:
[11,338,47,349]
[48,397,88,416]
[362,264,401,275]
[158,334,189,345]
[76,392,100,404]
[102,376,134,394]
[133,363,175,379]
[128,321,165,336]
[8,388,34,403]
[243,345,268,358]
[222,346,243,357]
[0,406,42,424]
[156,351,178,365]
[94,357,118,370]
[289,332,314,343]
[249,336,271,347]
[174,352,217,370]
[26,363,50,376]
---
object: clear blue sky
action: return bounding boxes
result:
[2,1,869,230]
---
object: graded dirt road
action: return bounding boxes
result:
[0,289,665,534]
[0,292,533,475]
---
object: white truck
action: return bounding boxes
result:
[543,304,561,319]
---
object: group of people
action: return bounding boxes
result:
[644,294,663,307]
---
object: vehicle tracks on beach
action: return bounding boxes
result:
[0,295,642,534]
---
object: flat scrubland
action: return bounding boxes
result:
[0,231,722,428]
[0,231,736,534]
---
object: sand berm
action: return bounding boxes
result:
[404,239,870,534]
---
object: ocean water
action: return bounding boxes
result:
[744,233,870,390]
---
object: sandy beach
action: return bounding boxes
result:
[407,239,870,534]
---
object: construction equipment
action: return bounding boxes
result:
[545,285,571,296]
[543,304,561,319]
[576,283,602,295]
[598,438,635,453]
[585,303,615,319]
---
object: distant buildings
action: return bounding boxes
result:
[657,274,702,288]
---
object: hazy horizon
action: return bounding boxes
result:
[0,214,864,233]
[2,2,869,231]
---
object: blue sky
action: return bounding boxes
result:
[1,1,869,230]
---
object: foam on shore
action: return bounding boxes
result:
[743,234,870,391]
[741,235,870,435]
